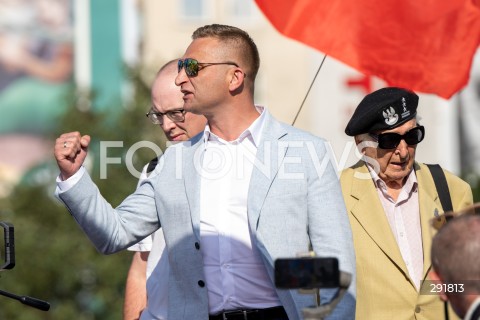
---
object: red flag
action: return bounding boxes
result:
[255,0,480,99]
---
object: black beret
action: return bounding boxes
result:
[345,87,419,136]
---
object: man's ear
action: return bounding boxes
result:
[228,68,245,92]
[354,136,367,155]
[429,270,448,302]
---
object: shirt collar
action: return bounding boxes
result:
[203,105,266,147]
[464,296,480,320]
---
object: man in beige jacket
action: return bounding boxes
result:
[340,87,473,319]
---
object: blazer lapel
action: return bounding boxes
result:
[183,136,204,241]
[349,163,410,278]
[415,163,441,279]
[247,112,287,231]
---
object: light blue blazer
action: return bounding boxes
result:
[59,111,356,320]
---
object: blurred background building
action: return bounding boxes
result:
[0,0,478,318]
[1,0,478,196]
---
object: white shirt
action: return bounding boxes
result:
[368,166,424,289]
[128,164,155,253]
[127,164,168,320]
[140,231,169,320]
[464,296,480,320]
[199,106,281,314]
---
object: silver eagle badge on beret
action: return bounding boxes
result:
[383,107,398,126]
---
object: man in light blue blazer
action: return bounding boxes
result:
[54,24,355,320]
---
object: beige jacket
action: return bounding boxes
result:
[341,162,473,320]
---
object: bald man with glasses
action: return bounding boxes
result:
[123,60,206,320]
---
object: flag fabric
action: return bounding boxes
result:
[255,0,480,99]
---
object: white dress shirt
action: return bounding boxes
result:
[199,106,281,314]
[368,166,424,289]
[128,164,168,320]
[140,231,169,320]
[464,296,480,320]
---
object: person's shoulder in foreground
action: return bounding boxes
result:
[431,210,480,320]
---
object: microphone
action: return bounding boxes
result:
[0,289,50,311]
[1,223,49,311]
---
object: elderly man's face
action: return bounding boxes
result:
[362,119,418,187]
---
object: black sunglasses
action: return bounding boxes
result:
[178,58,239,77]
[369,126,425,149]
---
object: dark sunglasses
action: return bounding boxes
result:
[178,58,239,77]
[369,126,425,149]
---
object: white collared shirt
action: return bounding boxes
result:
[464,296,480,320]
[368,166,424,289]
[130,164,168,320]
[199,106,281,314]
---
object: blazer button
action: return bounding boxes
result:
[198,280,205,287]
[195,242,200,250]
[415,306,421,313]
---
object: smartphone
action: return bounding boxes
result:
[0,222,15,270]
[274,257,339,289]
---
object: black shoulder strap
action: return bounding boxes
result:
[146,157,159,177]
[426,164,453,213]
[427,163,453,320]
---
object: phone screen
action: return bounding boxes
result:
[274,257,339,289]
[0,222,15,270]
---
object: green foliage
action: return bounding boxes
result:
[0,65,164,319]
[468,176,480,203]
[460,171,480,203]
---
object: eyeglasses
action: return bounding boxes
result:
[369,126,425,149]
[146,109,186,125]
[178,58,239,77]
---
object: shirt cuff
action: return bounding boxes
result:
[56,166,86,193]
[127,236,153,252]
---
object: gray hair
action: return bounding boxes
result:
[431,214,480,294]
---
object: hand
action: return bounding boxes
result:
[54,132,91,180]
